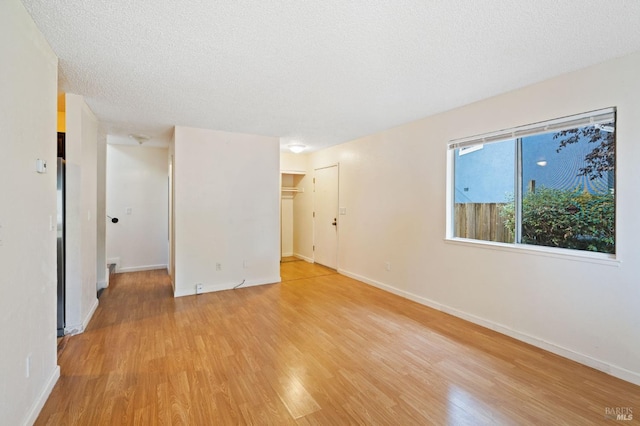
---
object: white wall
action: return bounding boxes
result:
[298,52,640,385]
[106,144,169,272]
[168,138,176,290]
[173,126,280,296]
[0,0,59,424]
[280,152,307,173]
[96,131,107,289]
[64,94,99,334]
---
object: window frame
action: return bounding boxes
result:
[445,108,619,265]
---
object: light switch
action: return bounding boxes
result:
[125,207,132,215]
[339,207,347,215]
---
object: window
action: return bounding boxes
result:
[448,108,615,255]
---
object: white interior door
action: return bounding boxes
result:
[314,165,338,269]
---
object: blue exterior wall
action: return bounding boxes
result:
[454,141,515,203]
[454,131,612,203]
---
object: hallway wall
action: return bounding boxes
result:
[173,126,281,296]
[64,94,99,334]
[0,1,59,424]
[106,144,169,273]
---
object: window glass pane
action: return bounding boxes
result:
[449,109,615,255]
[520,124,615,253]
[454,141,515,243]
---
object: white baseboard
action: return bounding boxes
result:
[118,264,167,273]
[64,297,99,336]
[22,365,60,426]
[293,253,314,263]
[281,252,294,257]
[83,298,99,330]
[338,268,640,387]
[174,276,282,298]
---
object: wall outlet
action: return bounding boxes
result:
[195,284,203,294]
[215,263,222,271]
[384,261,391,271]
[243,260,248,268]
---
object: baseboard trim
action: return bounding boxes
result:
[338,268,640,387]
[118,264,168,273]
[22,365,60,426]
[281,252,294,257]
[83,298,99,331]
[64,297,99,336]
[293,253,314,263]
[174,275,282,298]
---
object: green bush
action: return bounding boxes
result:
[500,187,614,253]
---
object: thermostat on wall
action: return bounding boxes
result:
[36,159,47,174]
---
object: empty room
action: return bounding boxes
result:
[2,0,639,424]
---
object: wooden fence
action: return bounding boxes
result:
[454,203,514,243]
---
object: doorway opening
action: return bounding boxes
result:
[280,171,305,261]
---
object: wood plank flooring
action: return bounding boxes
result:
[37,260,639,425]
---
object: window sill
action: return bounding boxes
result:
[444,237,620,267]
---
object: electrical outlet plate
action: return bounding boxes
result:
[195,284,203,294]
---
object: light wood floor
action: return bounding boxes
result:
[37,260,638,425]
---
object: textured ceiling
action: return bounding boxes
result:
[21,0,640,151]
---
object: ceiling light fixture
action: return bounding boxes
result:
[288,143,306,154]
[129,134,151,145]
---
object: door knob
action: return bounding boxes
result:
[332,218,337,226]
